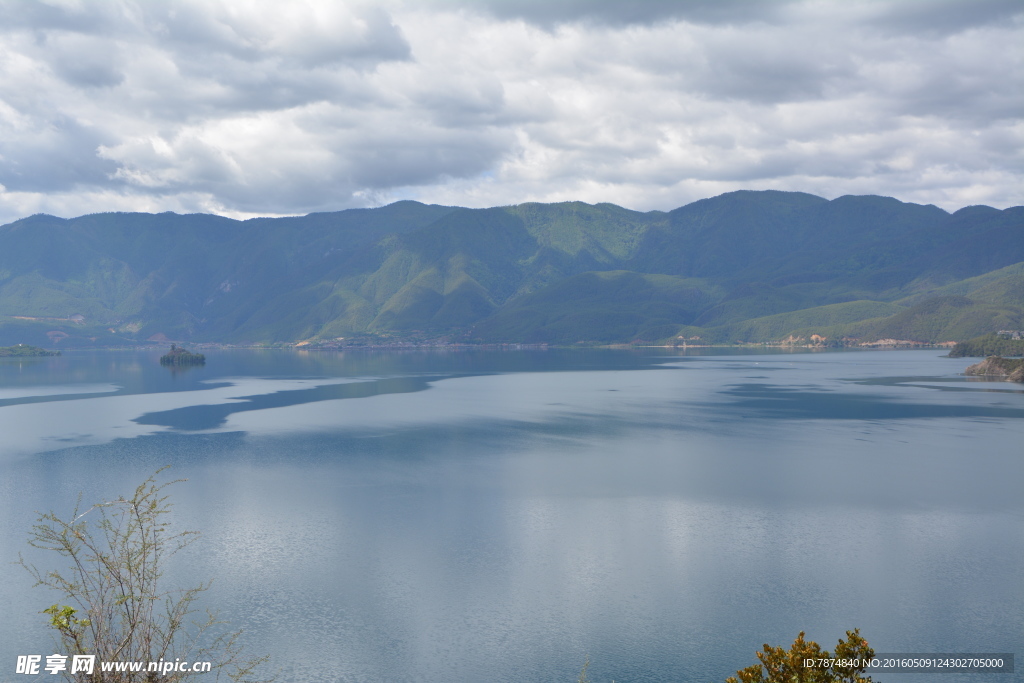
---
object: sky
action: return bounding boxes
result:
[0,0,1021,225]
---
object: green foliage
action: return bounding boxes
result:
[574,655,616,683]
[726,630,875,683]
[898,261,1024,309]
[19,469,270,682]
[577,655,591,683]
[949,333,1024,357]
[0,344,59,356]
[504,201,661,261]
[160,345,206,366]
[695,300,905,344]
[472,271,718,343]
[842,296,1021,343]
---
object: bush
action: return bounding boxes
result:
[727,629,875,683]
[19,469,269,682]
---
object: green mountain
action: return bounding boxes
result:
[0,191,1020,347]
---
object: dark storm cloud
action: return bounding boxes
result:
[868,0,1024,35]
[448,0,1024,33]
[0,1,125,34]
[0,114,119,192]
[430,0,797,27]
[41,32,126,88]
[684,35,856,104]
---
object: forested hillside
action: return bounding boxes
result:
[0,191,1020,347]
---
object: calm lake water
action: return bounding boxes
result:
[1,348,1021,682]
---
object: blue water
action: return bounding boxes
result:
[1,348,1021,682]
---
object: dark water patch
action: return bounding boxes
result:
[133,374,467,431]
[0,382,237,408]
[719,383,1024,420]
[850,375,1024,394]
[0,390,120,408]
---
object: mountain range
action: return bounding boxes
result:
[0,190,1020,347]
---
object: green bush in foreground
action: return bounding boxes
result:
[727,630,874,683]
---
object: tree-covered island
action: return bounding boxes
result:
[0,344,60,357]
[159,344,206,366]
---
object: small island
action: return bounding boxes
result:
[159,344,206,366]
[0,344,60,357]
[964,356,1024,383]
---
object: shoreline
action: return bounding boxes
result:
[30,340,965,353]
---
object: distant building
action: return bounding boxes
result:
[997,330,1023,340]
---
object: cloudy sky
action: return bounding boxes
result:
[0,0,1021,224]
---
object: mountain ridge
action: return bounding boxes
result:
[0,191,1019,347]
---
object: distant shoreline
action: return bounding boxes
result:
[36,341,963,353]
[0,344,60,357]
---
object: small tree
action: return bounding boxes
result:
[577,655,591,683]
[20,469,269,682]
[727,629,875,683]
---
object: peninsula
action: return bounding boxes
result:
[0,344,60,357]
[964,356,1024,383]
[948,333,1024,358]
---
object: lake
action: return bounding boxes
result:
[1,348,1021,682]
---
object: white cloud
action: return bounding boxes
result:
[0,0,1020,225]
